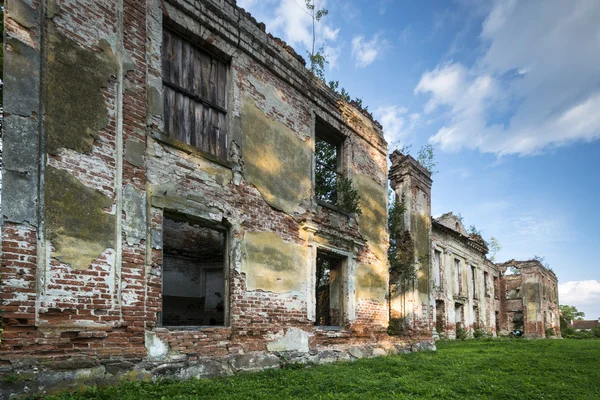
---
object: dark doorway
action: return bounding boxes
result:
[315,251,344,326]
[495,311,500,334]
[436,300,446,335]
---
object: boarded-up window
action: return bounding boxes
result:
[162,30,228,160]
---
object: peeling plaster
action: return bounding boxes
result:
[241,99,311,215]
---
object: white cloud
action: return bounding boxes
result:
[324,45,342,69]
[374,105,420,149]
[559,280,600,317]
[416,0,600,156]
[269,0,313,48]
[238,0,341,64]
[351,34,386,68]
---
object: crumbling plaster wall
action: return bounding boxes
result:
[0,0,427,396]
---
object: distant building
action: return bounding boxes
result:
[571,319,600,331]
[390,152,561,340]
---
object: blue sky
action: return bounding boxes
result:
[238,0,600,319]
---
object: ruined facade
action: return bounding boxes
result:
[0,0,433,396]
[496,259,560,338]
[389,153,560,340]
[431,213,501,339]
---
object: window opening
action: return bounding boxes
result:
[483,271,489,296]
[315,250,344,326]
[162,215,226,326]
[315,119,343,206]
[454,303,464,336]
[471,265,477,299]
[495,311,500,333]
[162,29,228,159]
[454,258,460,295]
[513,311,524,333]
[434,250,442,289]
[435,300,445,334]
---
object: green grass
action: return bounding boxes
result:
[45,339,600,399]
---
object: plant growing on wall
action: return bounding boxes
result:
[305,0,328,81]
[487,236,501,261]
[416,144,437,175]
[336,177,362,215]
[387,193,418,335]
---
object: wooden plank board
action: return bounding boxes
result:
[182,40,194,92]
[172,34,182,87]
[162,31,172,81]
[163,85,175,137]
[182,95,191,145]
[193,102,204,149]
[209,59,217,104]
[193,47,202,95]
[173,91,183,142]
[211,110,220,158]
[205,107,214,155]
[218,111,227,159]
[217,62,227,109]
[200,52,211,101]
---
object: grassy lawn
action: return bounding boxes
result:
[45,339,600,400]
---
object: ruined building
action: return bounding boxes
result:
[495,259,560,337]
[0,0,433,395]
[0,0,560,396]
[390,152,561,340]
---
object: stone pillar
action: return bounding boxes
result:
[388,151,433,337]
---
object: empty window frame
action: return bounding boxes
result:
[483,271,489,297]
[315,250,344,327]
[434,250,442,289]
[315,119,344,207]
[162,29,228,159]
[471,266,477,299]
[454,258,461,295]
[161,215,227,327]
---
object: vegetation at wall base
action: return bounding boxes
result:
[33,340,600,400]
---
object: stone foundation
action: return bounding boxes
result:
[0,339,435,398]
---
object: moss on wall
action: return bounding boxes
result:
[45,167,115,270]
[241,231,306,293]
[241,99,311,215]
[45,25,117,155]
